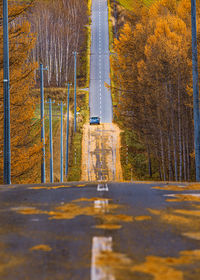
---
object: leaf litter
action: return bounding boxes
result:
[12,196,152,231]
[96,248,200,280]
[13,197,138,230]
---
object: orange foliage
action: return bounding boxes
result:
[112,0,199,181]
[0,2,41,183]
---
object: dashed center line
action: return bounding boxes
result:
[97,184,109,192]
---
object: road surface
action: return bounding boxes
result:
[0,182,200,279]
[85,0,116,181]
[81,123,122,181]
[90,0,112,123]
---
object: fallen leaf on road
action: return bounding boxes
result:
[102,214,133,223]
[182,232,200,240]
[96,248,200,280]
[95,224,122,230]
[30,244,52,252]
[174,209,200,217]
[166,194,200,202]
[29,185,72,190]
[152,184,200,191]
[12,197,134,230]
[135,216,152,221]
[131,255,183,280]
[152,185,187,191]
[72,197,111,202]
[14,207,47,215]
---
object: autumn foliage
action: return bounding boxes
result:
[0,1,41,184]
[112,0,199,181]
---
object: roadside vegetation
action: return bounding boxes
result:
[66,0,91,181]
[110,0,198,181]
[117,0,137,10]
[0,1,42,184]
[0,0,90,184]
[26,0,88,88]
[118,0,156,10]
[67,89,89,181]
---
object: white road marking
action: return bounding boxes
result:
[97,184,109,191]
[94,199,109,212]
[91,237,114,280]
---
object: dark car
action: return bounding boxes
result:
[89,116,100,125]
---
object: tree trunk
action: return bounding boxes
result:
[182,131,187,181]
[168,134,172,181]
[160,129,166,181]
[178,74,182,181]
[186,131,190,181]
[147,145,152,178]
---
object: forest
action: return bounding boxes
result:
[111,0,199,181]
[0,0,88,183]
[2,0,199,183]
[28,0,88,87]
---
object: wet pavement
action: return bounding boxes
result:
[0,182,200,279]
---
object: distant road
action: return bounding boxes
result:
[90,0,112,123]
[81,123,122,181]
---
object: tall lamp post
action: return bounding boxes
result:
[46,98,54,183]
[49,99,53,183]
[191,0,200,181]
[3,0,11,184]
[40,63,47,183]
[65,83,70,177]
[73,51,77,132]
[58,101,64,183]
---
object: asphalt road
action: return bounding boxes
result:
[0,182,200,279]
[82,124,120,182]
[90,0,112,123]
